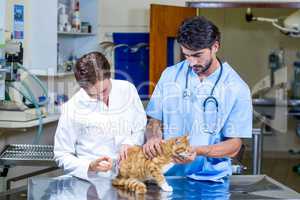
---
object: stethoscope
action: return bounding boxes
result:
[176,58,223,134]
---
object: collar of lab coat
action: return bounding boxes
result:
[81,78,116,100]
[76,79,113,110]
[79,88,99,103]
[76,79,125,112]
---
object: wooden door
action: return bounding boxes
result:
[149,4,196,94]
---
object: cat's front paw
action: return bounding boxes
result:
[160,182,173,192]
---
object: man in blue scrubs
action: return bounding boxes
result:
[143,16,252,182]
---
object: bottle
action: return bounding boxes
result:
[75,0,79,11]
[72,0,81,32]
[58,4,69,32]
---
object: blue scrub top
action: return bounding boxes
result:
[146,60,252,182]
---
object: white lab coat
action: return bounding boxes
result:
[54,79,147,180]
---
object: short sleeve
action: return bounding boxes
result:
[222,86,253,138]
[146,68,170,120]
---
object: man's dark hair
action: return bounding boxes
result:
[177,16,221,51]
[74,52,111,89]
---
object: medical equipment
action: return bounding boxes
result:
[0,61,49,144]
[0,1,6,100]
[292,52,300,99]
[99,41,149,54]
[0,68,9,100]
[268,49,284,87]
[175,58,223,134]
[8,64,48,144]
[0,102,46,122]
[4,40,23,81]
[0,144,57,193]
[0,144,55,166]
[246,8,300,37]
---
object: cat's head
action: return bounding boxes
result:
[166,135,191,158]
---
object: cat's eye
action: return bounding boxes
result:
[175,140,181,145]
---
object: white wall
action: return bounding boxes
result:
[98,0,186,42]
[0,0,6,48]
[0,0,6,31]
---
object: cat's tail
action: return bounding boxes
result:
[112,178,147,194]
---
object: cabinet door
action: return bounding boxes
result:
[24,0,57,73]
[149,4,196,94]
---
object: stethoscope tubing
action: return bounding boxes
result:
[174,58,223,135]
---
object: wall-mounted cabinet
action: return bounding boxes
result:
[24,0,99,76]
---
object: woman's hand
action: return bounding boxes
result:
[118,144,132,162]
[89,156,113,172]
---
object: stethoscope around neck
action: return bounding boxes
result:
[176,58,223,135]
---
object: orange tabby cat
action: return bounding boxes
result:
[112,135,191,194]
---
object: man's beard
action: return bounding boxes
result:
[191,58,213,75]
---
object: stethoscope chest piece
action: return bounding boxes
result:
[183,59,224,135]
[183,89,191,99]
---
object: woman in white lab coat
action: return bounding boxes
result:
[54,52,147,180]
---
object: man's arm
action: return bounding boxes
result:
[143,117,164,158]
[172,138,242,164]
[145,117,163,140]
[194,138,242,158]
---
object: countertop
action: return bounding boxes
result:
[27,175,300,200]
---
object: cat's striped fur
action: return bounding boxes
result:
[112,135,190,193]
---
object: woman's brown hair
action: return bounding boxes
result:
[74,52,111,89]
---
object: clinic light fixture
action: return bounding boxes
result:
[99,41,149,54]
[245,8,300,37]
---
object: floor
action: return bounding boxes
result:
[243,152,300,193]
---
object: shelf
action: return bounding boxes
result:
[36,71,74,77]
[48,71,74,77]
[0,113,60,129]
[58,31,95,36]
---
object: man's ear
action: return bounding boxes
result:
[211,41,220,54]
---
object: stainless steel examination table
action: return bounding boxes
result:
[26,175,300,200]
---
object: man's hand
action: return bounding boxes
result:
[118,144,132,162]
[143,137,164,159]
[172,149,196,164]
[89,156,113,172]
